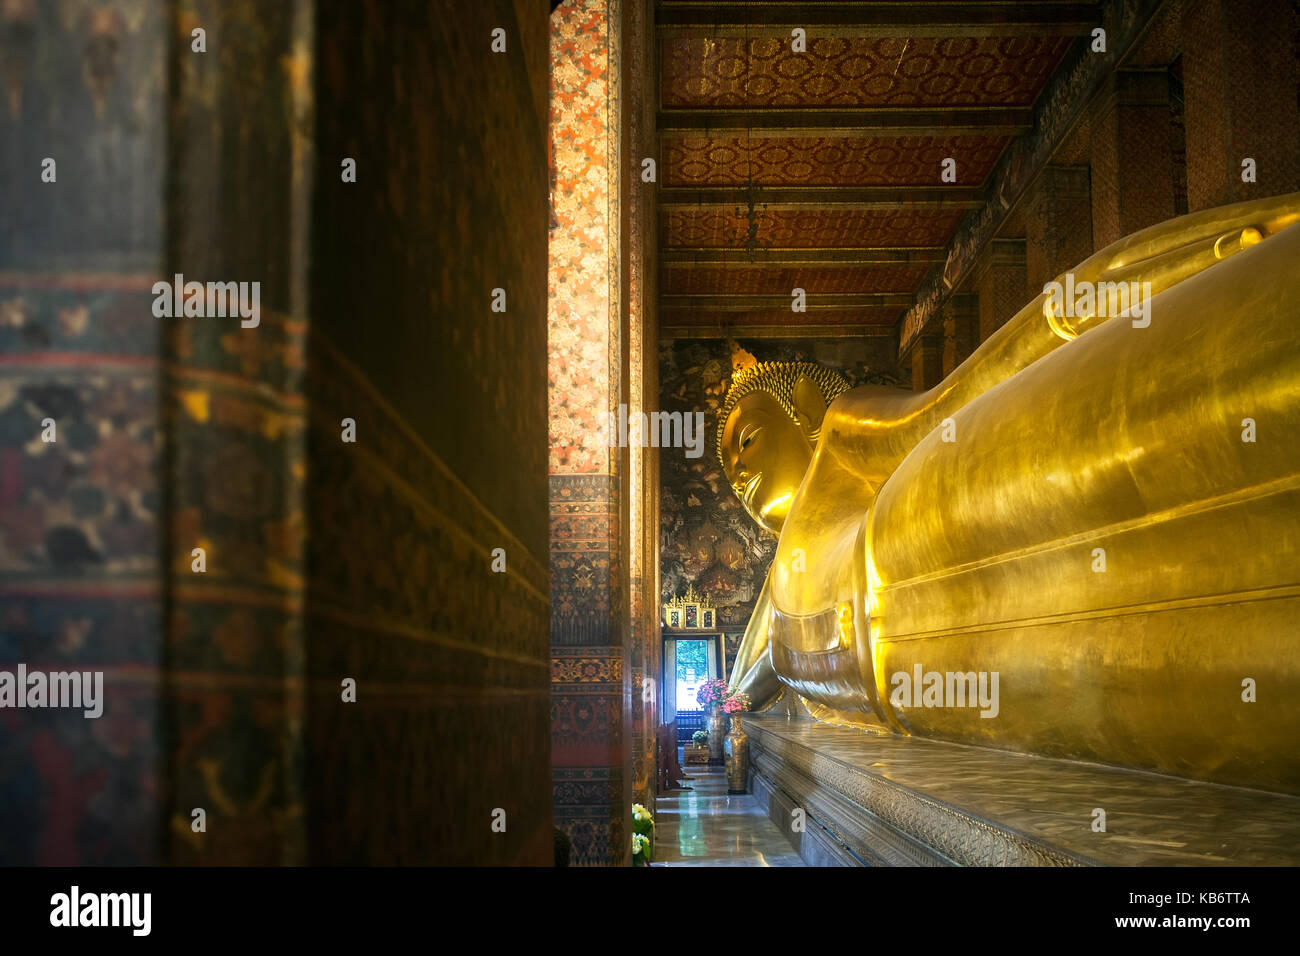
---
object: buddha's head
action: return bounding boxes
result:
[717,362,850,534]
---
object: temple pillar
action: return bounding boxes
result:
[941,294,979,378]
[910,334,944,392]
[309,0,553,866]
[0,0,315,867]
[973,239,1028,344]
[1182,0,1300,211]
[548,0,635,866]
[0,0,554,867]
[1023,166,1093,297]
[1090,70,1179,248]
[0,0,169,866]
[624,0,659,815]
[163,0,311,866]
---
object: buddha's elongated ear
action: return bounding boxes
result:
[791,373,828,439]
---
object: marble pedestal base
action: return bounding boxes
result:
[746,714,1300,867]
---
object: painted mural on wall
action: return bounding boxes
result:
[658,338,901,637]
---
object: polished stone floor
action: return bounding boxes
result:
[655,757,805,867]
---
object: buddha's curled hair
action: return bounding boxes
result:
[716,362,851,466]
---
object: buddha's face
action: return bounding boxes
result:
[720,390,815,534]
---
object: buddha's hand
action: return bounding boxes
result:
[1044,192,1300,338]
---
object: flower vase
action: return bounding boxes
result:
[706,705,725,765]
[724,714,749,794]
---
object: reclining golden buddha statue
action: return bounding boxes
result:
[720,193,1300,794]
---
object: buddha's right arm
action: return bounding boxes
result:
[828,191,1300,478]
[729,571,781,710]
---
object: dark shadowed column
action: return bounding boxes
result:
[941,294,978,379]
[1182,0,1300,211]
[1024,165,1093,298]
[910,334,943,392]
[0,0,168,866]
[1090,70,1178,248]
[973,240,1028,345]
[307,0,552,865]
[162,0,312,866]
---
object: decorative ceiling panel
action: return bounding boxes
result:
[661,35,1072,108]
[661,263,932,295]
[659,308,900,328]
[663,134,1009,186]
[663,207,965,248]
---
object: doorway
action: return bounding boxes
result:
[662,632,725,743]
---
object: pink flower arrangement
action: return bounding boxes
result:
[696,678,728,708]
[722,691,751,715]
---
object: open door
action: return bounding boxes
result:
[662,639,677,722]
[662,631,725,743]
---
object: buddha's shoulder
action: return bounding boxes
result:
[825,384,917,426]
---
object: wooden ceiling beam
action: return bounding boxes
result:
[655,2,1099,37]
[660,324,897,340]
[657,107,1032,136]
[659,186,983,210]
[661,293,915,309]
[660,247,946,265]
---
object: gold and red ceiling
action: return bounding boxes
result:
[655,1,1088,339]
[664,134,1008,186]
[660,35,1070,108]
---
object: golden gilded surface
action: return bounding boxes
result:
[721,194,1300,793]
